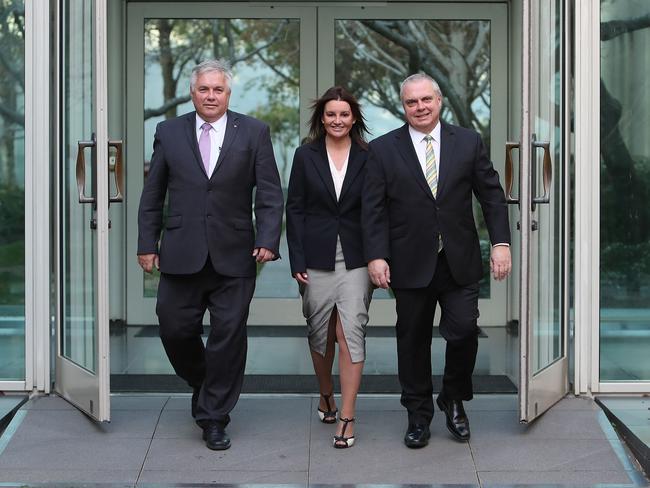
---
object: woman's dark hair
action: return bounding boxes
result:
[305,86,370,148]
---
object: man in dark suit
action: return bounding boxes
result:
[362,73,511,447]
[137,59,283,450]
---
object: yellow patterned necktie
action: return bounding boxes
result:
[424,135,443,251]
[424,135,438,198]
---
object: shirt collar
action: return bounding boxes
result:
[408,120,441,144]
[196,112,228,132]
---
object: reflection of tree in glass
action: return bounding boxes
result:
[600,10,650,303]
[143,18,299,185]
[0,0,24,307]
[0,0,24,187]
[335,19,491,143]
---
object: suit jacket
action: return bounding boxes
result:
[286,138,368,274]
[362,122,510,289]
[137,110,284,277]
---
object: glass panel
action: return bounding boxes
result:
[600,0,650,381]
[60,0,96,372]
[334,19,493,297]
[0,0,25,380]
[531,0,563,374]
[142,18,300,298]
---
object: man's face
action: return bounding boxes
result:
[401,79,442,133]
[191,71,231,122]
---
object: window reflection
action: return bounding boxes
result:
[600,0,650,381]
[0,0,25,380]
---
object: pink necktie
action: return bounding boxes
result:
[199,123,211,175]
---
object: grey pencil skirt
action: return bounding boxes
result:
[300,238,373,363]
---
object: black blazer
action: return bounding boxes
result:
[286,138,368,274]
[362,122,510,289]
[137,110,284,277]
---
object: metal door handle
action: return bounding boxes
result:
[505,141,520,205]
[76,136,96,204]
[531,136,552,210]
[108,139,124,203]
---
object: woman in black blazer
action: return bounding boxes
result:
[286,86,372,449]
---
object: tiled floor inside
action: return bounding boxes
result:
[0,394,648,487]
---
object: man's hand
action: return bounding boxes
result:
[293,272,309,285]
[368,259,391,289]
[490,245,512,281]
[138,253,159,274]
[253,247,275,263]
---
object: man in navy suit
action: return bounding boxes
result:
[362,73,511,447]
[137,59,283,450]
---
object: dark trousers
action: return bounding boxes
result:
[392,251,480,426]
[156,259,256,427]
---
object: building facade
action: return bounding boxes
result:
[0,0,648,422]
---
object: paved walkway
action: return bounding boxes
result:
[0,394,648,486]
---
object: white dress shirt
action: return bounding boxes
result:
[195,113,227,176]
[327,148,349,201]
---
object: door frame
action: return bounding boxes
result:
[316,2,509,327]
[574,0,600,396]
[124,1,509,328]
[124,2,318,326]
[26,0,52,394]
[16,1,645,398]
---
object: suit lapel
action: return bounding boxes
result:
[184,112,208,177]
[310,139,338,204]
[436,122,455,198]
[214,110,239,174]
[395,124,436,202]
[339,142,364,202]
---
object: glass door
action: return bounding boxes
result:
[510,0,569,422]
[56,0,118,422]
[317,3,509,326]
[125,2,317,326]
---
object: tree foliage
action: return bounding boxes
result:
[335,19,491,142]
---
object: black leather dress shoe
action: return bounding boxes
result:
[202,422,231,450]
[404,423,431,448]
[436,395,470,441]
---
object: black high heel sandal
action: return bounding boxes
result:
[333,417,355,448]
[317,392,338,424]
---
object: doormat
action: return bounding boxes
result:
[111,374,516,394]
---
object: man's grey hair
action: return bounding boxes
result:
[399,73,443,100]
[190,59,233,92]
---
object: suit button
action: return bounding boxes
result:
[206,214,211,218]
